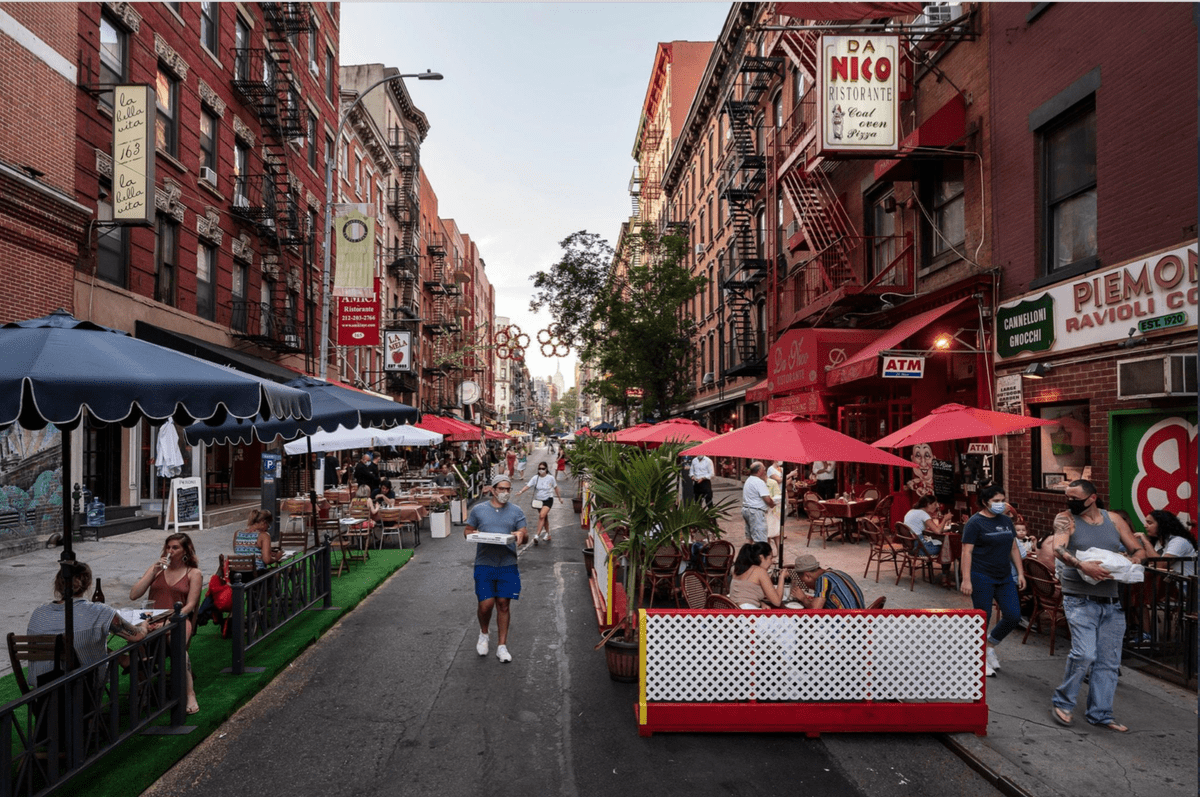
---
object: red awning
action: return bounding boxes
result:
[874,94,968,182]
[745,379,770,403]
[825,297,971,386]
[777,2,923,22]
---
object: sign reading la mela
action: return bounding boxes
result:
[818,35,900,154]
[995,243,1197,360]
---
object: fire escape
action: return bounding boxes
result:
[384,129,421,395]
[229,2,310,355]
[719,53,782,376]
[422,233,456,411]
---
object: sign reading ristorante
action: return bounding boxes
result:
[818,35,900,154]
[995,243,1197,360]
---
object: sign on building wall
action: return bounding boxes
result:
[1110,411,1198,529]
[995,374,1024,414]
[336,279,379,346]
[332,204,374,297]
[384,330,412,371]
[818,35,900,154]
[995,243,1198,360]
[767,328,876,395]
[881,355,924,378]
[112,85,156,225]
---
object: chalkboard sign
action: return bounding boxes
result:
[169,476,204,532]
[932,459,956,501]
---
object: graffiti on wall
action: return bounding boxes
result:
[0,426,62,541]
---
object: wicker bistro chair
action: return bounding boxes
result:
[857,484,881,502]
[866,595,887,610]
[861,517,903,583]
[644,544,684,607]
[705,594,741,611]
[1023,558,1069,655]
[803,500,839,548]
[680,570,711,610]
[892,522,937,591]
[861,493,894,533]
[698,540,735,594]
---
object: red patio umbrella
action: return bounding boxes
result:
[620,418,719,447]
[608,423,653,442]
[871,403,1057,449]
[681,413,914,468]
[417,414,482,442]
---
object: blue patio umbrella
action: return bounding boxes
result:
[0,310,312,661]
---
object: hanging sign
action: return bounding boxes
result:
[966,443,995,455]
[112,85,156,225]
[881,355,924,378]
[625,388,644,398]
[332,203,375,297]
[384,330,412,371]
[818,35,900,154]
[337,277,380,346]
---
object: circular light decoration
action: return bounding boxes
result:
[495,344,511,360]
[540,341,556,357]
[515,333,530,349]
[555,342,570,357]
[536,326,570,357]
[510,346,525,361]
[494,328,511,346]
[537,328,552,345]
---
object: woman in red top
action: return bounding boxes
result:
[506,448,517,478]
[556,454,567,477]
[130,532,202,714]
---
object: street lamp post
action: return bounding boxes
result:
[320,69,442,380]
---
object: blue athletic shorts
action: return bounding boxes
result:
[474,564,521,601]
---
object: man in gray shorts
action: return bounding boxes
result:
[741,461,775,542]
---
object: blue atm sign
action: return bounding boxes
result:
[881,355,925,378]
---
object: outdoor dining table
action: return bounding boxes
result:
[818,498,877,543]
[925,526,963,588]
[388,502,428,523]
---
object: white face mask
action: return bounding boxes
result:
[495,490,511,505]
[989,502,1007,515]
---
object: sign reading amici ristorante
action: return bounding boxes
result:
[332,203,375,297]
[112,85,156,225]
[995,242,1198,361]
[818,35,900,155]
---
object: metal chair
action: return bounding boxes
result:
[866,595,887,610]
[892,522,936,591]
[1023,558,1069,655]
[803,499,838,548]
[680,570,710,610]
[857,484,881,502]
[861,517,903,583]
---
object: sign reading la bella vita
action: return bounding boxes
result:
[818,35,900,154]
[111,85,156,225]
[995,243,1198,360]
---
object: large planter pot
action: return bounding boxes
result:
[450,499,466,524]
[581,546,595,575]
[429,511,450,539]
[572,497,583,514]
[604,636,639,683]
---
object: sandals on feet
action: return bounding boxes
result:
[1089,720,1129,732]
[187,702,200,715]
[1051,706,1073,726]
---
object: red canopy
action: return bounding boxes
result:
[776,2,923,22]
[417,414,483,442]
[608,423,654,442]
[682,413,912,468]
[619,418,719,447]
[872,403,1057,449]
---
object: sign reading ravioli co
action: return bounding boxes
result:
[881,355,924,378]
[819,35,900,154]
[112,85,156,225]
[995,243,1198,360]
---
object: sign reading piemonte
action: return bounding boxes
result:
[332,204,375,298]
[112,85,156,225]
[818,35,900,154]
[994,243,1198,361]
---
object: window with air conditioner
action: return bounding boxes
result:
[1117,354,1198,399]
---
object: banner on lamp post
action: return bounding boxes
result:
[112,85,156,225]
[336,278,380,346]
[332,203,374,297]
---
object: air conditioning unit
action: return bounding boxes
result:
[702,372,715,385]
[911,3,963,45]
[199,166,217,185]
[1117,354,1197,399]
[695,244,705,256]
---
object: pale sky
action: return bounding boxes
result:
[339,2,731,388]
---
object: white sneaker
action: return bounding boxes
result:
[496,644,512,663]
[986,646,1001,672]
[476,633,489,657]
[985,662,996,677]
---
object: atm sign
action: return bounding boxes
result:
[881,356,925,378]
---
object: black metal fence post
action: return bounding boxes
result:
[322,534,333,609]
[231,573,245,675]
[169,601,187,726]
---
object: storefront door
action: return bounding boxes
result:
[1110,409,1198,529]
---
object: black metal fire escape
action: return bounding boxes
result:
[229,2,310,354]
[720,54,781,375]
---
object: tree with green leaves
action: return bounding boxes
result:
[530,227,705,421]
[548,387,580,430]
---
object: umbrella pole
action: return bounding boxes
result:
[59,427,75,669]
[308,438,319,549]
[779,468,786,576]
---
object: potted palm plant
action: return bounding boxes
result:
[590,441,729,682]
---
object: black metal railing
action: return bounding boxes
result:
[228,542,333,675]
[0,606,189,797]
[1122,559,1197,688]
[229,301,304,353]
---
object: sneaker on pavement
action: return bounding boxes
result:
[476,633,489,657]
[986,646,1001,672]
[496,644,512,663]
[985,662,996,677]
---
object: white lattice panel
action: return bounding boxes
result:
[644,611,985,703]
[594,531,610,610]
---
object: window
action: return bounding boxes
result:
[326,50,336,103]
[231,262,247,332]
[196,244,216,320]
[866,189,896,281]
[774,92,784,129]
[307,24,318,71]
[307,114,317,169]
[155,67,177,157]
[698,209,705,244]
[200,1,218,53]
[96,189,127,287]
[233,141,249,205]
[234,15,250,81]
[929,160,965,258]
[98,14,126,110]
[1032,403,1091,492]
[199,109,217,175]
[1042,103,1097,275]
[154,215,177,306]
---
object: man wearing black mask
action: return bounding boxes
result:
[353,452,380,493]
[1049,479,1145,733]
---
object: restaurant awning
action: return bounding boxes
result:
[825,297,971,386]
[745,379,770,403]
[135,321,297,382]
[776,2,923,21]
[873,95,968,182]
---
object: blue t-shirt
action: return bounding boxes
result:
[962,511,1016,579]
[467,500,527,568]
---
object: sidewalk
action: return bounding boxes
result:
[708,475,1196,797]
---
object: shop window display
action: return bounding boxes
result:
[1033,403,1090,492]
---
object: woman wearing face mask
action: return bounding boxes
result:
[960,485,1026,677]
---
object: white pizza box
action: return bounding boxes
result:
[467,532,516,546]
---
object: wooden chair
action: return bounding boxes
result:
[343,501,374,563]
[857,484,881,502]
[861,494,893,533]
[705,594,741,610]
[1023,559,1069,655]
[892,522,936,591]
[206,468,231,506]
[316,518,354,576]
[866,595,887,610]
[223,553,258,582]
[698,540,735,594]
[7,634,72,696]
[375,506,418,549]
[861,518,903,583]
[279,516,310,555]
[644,544,683,607]
[803,499,838,548]
[680,570,710,610]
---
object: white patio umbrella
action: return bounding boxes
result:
[283,423,442,455]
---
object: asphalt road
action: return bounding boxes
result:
[145,455,996,797]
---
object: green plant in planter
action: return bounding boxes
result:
[590,441,730,641]
[429,500,450,514]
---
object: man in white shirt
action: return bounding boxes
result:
[811,460,836,499]
[741,461,775,543]
[690,454,714,508]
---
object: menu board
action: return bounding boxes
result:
[169,477,204,532]
[932,459,956,501]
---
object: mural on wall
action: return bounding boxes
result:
[1131,417,1197,528]
[0,426,62,541]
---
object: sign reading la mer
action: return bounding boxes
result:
[996,243,1198,360]
[819,35,899,154]
[881,356,924,378]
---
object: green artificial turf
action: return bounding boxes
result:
[21,549,412,797]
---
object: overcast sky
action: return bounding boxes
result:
[339,2,731,388]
